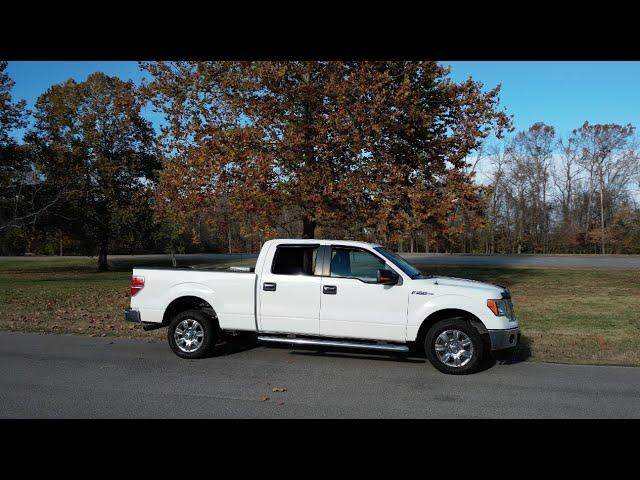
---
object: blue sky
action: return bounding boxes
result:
[6,61,640,140]
[445,61,640,137]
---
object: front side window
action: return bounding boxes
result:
[374,246,423,279]
[329,247,386,283]
[271,246,318,275]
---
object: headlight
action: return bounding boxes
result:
[487,299,512,318]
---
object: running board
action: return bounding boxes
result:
[257,335,409,353]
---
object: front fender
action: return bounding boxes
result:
[407,294,507,341]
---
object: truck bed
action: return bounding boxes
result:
[130,266,257,331]
[133,265,255,272]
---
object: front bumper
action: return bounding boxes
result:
[124,307,141,323]
[488,327,520,351]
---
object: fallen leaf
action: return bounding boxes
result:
[260,396,270,402]
[272,387,287,392]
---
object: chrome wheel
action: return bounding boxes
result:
[434,329,474,368]
[174,319,205,353]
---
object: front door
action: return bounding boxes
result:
[319,246,408,342]
[258,244,322,335]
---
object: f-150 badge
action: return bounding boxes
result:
[411,291,433,295]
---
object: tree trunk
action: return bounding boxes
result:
[490,222,495,254]
[600,181,605,254]
[98,240,108,271]
[585,169,594,246]
[302,216,316,239]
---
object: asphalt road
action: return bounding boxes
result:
[1,331,639,418]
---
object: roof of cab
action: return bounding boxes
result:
[264,238,381,249]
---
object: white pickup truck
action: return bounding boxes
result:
[125,239,520,374]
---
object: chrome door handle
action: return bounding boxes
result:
[263,282,277,291]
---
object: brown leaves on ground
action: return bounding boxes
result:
[257,386,288,403]
[0,271,164,341]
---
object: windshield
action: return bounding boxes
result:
[374,247,424,279]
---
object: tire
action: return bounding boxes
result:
[425,317,485,375]
[167,309,218,359]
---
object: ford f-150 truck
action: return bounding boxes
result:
[125,239,520,374]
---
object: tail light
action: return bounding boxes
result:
[131,276,145,296]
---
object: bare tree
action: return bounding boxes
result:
[483,144,509,254]
[573,122,637,254]
[549,135,584,251]
[554,137,581,224]
[503,123,555,253]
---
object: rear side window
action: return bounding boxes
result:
[271,246,319,276]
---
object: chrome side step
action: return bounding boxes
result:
[257,335,409,353]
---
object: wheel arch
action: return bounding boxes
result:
[162,295,217,326]
[414,308,488,346]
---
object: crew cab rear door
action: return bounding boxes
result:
[257,244,322,335]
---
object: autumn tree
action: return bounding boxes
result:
[142,61,510,247]
[0,62,54,255]
[0,61,28,240]
[142,61,375,243]
[343,63,510,252]
[26,72,159,269]
[0,62,26,147]
[0,64,58,255]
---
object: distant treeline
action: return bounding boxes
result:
[1,61,639,268]
[476,122,639,255]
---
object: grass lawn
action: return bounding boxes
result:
[425,266,640,366]
[0,256,254,342]
[1,256,638,366]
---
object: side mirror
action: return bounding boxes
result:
[377,268,399,285]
